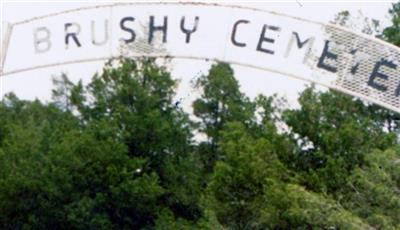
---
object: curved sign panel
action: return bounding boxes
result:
[2,3,400,113]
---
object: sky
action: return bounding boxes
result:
[0,0,396,113]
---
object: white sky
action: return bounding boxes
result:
[0,1,396,112]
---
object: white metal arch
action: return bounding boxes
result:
[1,2,400,113]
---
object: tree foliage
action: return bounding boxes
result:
[1,3,400,229]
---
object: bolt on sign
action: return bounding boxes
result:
[1,3,400,113]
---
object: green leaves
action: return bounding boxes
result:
[282,87,397,191]
[0,56,399,229]
[339,149,400,228]
[193,63,254,143]
[383,3,400,46]
[0,58,200,229]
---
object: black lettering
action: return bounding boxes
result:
[368,58,397,92]
[256,25,280,55]
[395,83,400,97]
[350,49,359,74]
[351,63,360,75]
[180,16,199,43]
[317,41,337,73]
[65,23,81,48]
[149,16,167,44]
[293,32,310,48]
[284,32,315,61]
[120,17,136,44]
[231,19,249,47]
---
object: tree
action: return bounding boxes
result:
[52,73,74,111]
[204,122,375,229]
[283,87,397,192]
[338,148,400,229]
[0,58,205,229]
[69,58,205,227]
[2,3,400,228]
[193,62,255,171]
[203,122,290,229]
[383,3,400,46]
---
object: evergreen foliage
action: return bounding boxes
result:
[1,4,400,229]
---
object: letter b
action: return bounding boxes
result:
[34,27,51,53]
